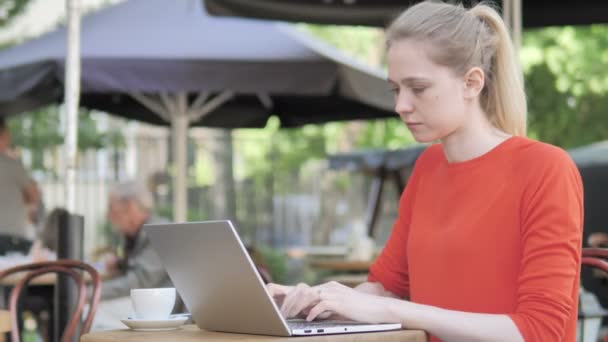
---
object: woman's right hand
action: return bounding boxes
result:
[266,283,325,319]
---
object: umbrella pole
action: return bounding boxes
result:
[502,0,521,52]
[129,91,235,223]
[171,112,189,222]
[57,1,82,341]
[64,0,81,213]
[512,0,522,52]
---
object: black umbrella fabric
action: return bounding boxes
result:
[205,0,608,28]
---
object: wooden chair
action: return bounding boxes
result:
[0,260,101,342]
[581,248,608,342]
[582,248,608,273]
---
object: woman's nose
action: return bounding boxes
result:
[394,94,414,116]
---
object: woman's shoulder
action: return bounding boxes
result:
[510,137,577,171]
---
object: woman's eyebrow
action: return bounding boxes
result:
[400,76,432,84]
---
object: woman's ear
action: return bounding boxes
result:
[463,67,485,99]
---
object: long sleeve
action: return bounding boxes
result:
[509,147,583,341]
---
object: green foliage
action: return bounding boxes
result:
[78,110,123,150]
[8,107,63,150]
[0,0,31,27]
[354,119,414,149]
[273,126,328,172]
[522,26,608,96]
[7,106,125,171]
[522,26,608,148]
[8,106,124,151]
[257,245,288,284]
[156,205,206,222]
[301,24,384,66]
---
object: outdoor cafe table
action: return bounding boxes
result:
[81,325,428,342]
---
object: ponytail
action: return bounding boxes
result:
[470,5,527,136]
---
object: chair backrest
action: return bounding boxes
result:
[0,259,101,342]
[582,248,608,273]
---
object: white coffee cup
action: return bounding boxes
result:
[130,288,176,320]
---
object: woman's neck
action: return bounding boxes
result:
[440,111,511,163]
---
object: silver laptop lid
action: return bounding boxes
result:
[145,220,291,336]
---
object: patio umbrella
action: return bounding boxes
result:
[0,0,396,222]
[204,0,608,28]
[206,0,608,54]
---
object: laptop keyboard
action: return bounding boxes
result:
[287,318,368,329]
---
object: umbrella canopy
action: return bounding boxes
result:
[204,0,608,28]
[0,0,396,222]
[0,0,395,128]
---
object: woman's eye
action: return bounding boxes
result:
[412,87,426,94]
[390,87,399,95]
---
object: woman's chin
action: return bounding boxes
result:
[411,134,437,144]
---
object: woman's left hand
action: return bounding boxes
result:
[306,281,398,324]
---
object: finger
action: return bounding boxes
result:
[267,283,292,295]
[303,302,332,320]
[279,284,301,316]
[324,281,347,291]
[306,301,332,322]
[266,284,289,307]
[266,283,292,297]
[289,288,321,318]
[317,311,333,320]
[281,283,308,317]
[286,285,321,318]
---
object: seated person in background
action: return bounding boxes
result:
[92,181,171,330]
[101,180,171,299]
[28,207,66,262]
[588,232,608,248]
[0,117,40,241]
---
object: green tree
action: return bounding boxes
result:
[0,0,31,27]
[7,106,125,171]
[522,25,608,148]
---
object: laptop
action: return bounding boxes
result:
[144,220,402,336]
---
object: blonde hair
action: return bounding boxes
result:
[386,1,527,136]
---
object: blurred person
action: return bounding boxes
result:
[0,117,40,242]
[266,2,583,342]
[101,180,171,299]
[27,181,46,233]
[588,232,608,248]
[91,181,172,330]
[28,207,67,262]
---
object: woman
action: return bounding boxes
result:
[267,2,583,341]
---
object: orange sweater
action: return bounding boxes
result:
[369,137,583,342]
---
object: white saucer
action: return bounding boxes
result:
[120,316,188,331]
